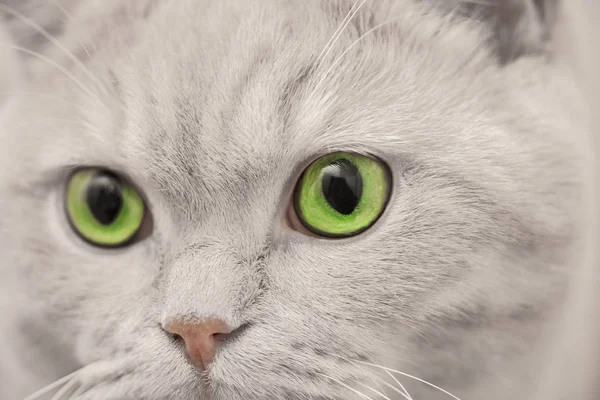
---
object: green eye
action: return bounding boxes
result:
[293,152,390,238]
[66,168,146,247]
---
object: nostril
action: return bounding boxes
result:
[170,332,184,343]
[213,332,227,342]
[163,319,242,370]
[215,322,251,345]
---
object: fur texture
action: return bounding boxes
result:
[0,0,594,399]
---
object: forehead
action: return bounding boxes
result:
[103,0,499,216]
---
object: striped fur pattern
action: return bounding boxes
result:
[0,1,595,399]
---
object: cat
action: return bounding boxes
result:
[0,0,596,399]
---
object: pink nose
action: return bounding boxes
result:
[165,319,231,370]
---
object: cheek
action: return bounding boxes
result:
[262,244,410,350]
[72,287,159,364]
[55,247,160,362]
[267,241,421,320]
[1,184,161,357]
[264,204,481,343]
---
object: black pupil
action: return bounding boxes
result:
[85,173,124,225]
[321,159,363,215]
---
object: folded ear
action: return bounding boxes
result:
[454,0,560,63]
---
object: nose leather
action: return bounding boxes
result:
[165,319,231,370]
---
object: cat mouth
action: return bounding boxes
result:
[201,378,212,400]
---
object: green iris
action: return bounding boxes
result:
[294,152,390,237]
[66,169,145,247]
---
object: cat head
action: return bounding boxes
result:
[0,0,587,399]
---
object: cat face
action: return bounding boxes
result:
[0,0,587,399]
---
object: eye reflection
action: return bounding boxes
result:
[291,152,390,238]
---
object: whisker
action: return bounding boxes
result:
[25,358,132,400]
[0,3,105,94]
[315,0,367,66]
[49,378,81,400]
[23,368,83,400]
[47,0,96,61]
[355,361,462,400]
[319,350,412,400]
[375,376,412,400]
[0,43,103,106]
[455,0,495,7]
[0,91,90,109]
[7,118,89,132]
[311,17,403,96]
[316,372,376,400]
[383,370,413,400]
[50,370,116,400]
[357,381,393,400]
[383,287,433,346]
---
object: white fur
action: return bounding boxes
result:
[0,1,597,399]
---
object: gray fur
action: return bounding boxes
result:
[0,0,592,399]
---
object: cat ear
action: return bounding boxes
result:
[458,0,559,63]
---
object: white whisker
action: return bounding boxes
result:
[24,359,131,400]
[316,372,376,400]
[384,370,413,400]
[47,0,96,61]
[23,369,82,400]
[355,361,462,400]
[8,118,89,133]
[49,378,81,400]
[322,350,412,400]
[383,287,433,346]
[315,0,367,66]
[0,3,105,94]
[375,375,412,400]
[311,17,402,95]
[0,43,103,106]
[357,381,393,400]
[0,91,90,109]
[456,0,495,7]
